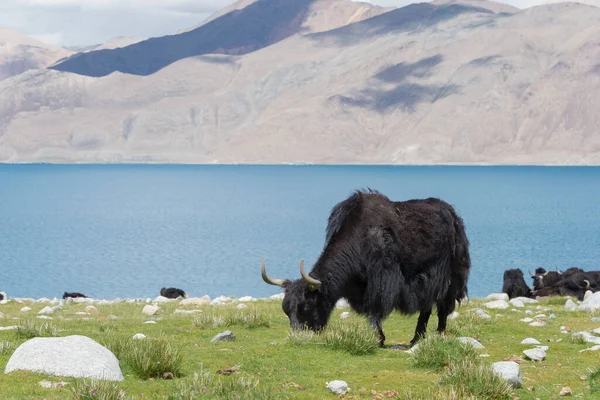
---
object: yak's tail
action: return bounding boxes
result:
[325,189,377,246]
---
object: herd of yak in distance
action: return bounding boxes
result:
[1,189,597,348]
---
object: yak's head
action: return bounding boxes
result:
[529,267,562,291]
[261,259,333,332]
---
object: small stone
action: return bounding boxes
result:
[236,303,248,310]
[486,293,509,301]
[549,314,556,319]
[564,299,577,311]
[484,300,510,309]
[510,300,525,308]
[85,305,97,313]
[592,328,600,335]
[529,321,546,327]
[142,305,159,316]
[38,380,52,388]
[523,348,546,361]
[592,317,600,322]
[340,312,350,319]
[335,298,350,308]
[520,318,534,323]
[38,306,54,315]
[211,330,236,342]
[525,310,534,315]
[521,338,541,345]
[132,333,146,340]
[20,307,31,312]
[326,380,349,395]
[491,361,522,388]
[458,337,485,349]
[448,311,459,319]
[144,321,157,324]
[559,386,572,396]
[75,312,88,316]
[534,314,546,319]
[584,290,594,301]
[473,308,492,319]
[37,315,53,320]
[237,296,256,303]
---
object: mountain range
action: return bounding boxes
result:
[0,0,599,165]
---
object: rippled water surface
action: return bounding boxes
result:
[1,165,599,300]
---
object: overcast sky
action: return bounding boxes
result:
[0,0,567,47]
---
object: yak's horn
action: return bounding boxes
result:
[261,260,286,287]
[299,259,322,290]
[556,267,562,274]
[529,269,536,278]
[585,280,591,289]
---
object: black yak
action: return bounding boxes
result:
[261,189,471,347]
[0,291,4,301]
[160,287,188,299]
[533,269,600,300]
[502,269,532,299]
[62,292,88,299]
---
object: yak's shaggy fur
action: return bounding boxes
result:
[262,189,472,347]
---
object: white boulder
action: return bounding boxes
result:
[4,335,123,381]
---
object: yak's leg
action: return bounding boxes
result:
[410,309,432,347]
[369,315,386,347]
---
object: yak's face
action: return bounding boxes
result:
[282,281,331,331]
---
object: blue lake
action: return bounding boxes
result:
[1,165,599,300]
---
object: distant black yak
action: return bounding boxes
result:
[160,287,188,299]
[533,269,600,300]
[0,291,5,301]
[261,189,471,347]
[62,292,88,299]
[502,269,532,299]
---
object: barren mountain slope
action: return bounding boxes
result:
[0,28,72,81]
[50,0,393,78]
[1,1,600,164]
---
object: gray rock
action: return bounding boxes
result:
[491,361,522,388]
[0,326,18,331]
[269,293,284,300]
[236,304,248,310]
[457,337,484,349]
[525,310,534,315]
[592,317,600,322]
[38,380,52,388]
[513,297,538,304]
[593,328,600,334]
[521,338,540,345]
[472,308,492,319]
[484,300,509,309]
[572,332,600,344]
[584,290,594,301]
[211,330,236,343]
[38,306,54,315]
[579,345,600,352]
[4,335,123,381]
[340,312,350,319]
[132,333,146,340]
[523,348,546,361]
[144,321,157,324]
[180,296,210,306]
[509,299,525,308]
[237,296,256,303]
[20,307,31,312]
[565,299,577,311]
[142,305,159,316]
[529,321,546,327]
[577,292,600,312]
[520,317,534,323]
[486,293,509,302]
[448,311,459,320]
[326,380,349,395]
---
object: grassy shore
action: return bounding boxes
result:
[1,296,600,399]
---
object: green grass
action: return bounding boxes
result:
[69,379,131,400]
[1,296,600,399]
[409,333,480,371]
[441,360,512,399]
